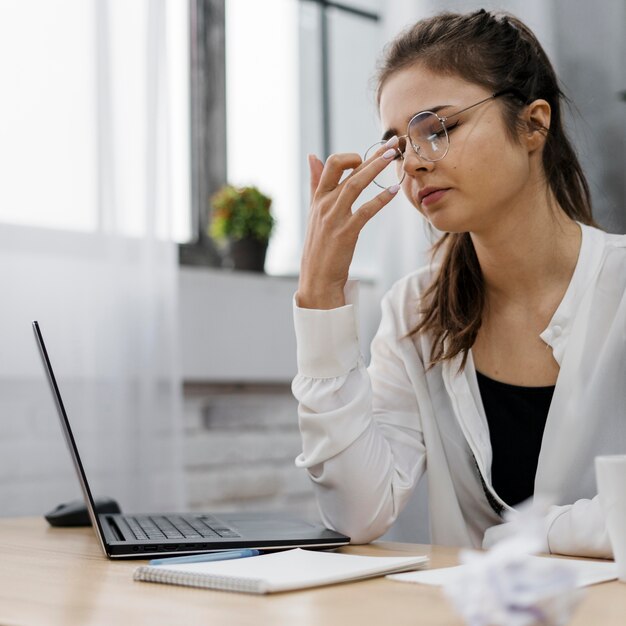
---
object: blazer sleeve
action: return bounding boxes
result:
[545,496,612,558]
[292,283,426,544]
[482,496,612,558]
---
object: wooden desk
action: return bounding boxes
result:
[0,518,624,626]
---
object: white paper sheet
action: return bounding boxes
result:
[387,556,617,588]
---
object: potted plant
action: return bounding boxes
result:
[208,185,275,272]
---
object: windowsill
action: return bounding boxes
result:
[178,238,376,284]
[178,248,377,284]
[178,241,221,268]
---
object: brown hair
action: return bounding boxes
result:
[376,9,596,369]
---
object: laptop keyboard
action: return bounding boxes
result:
[125,515,241,541]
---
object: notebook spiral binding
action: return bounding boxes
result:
[134,566,268,594]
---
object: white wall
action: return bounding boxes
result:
[179,268,381,382]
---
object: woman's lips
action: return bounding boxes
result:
[421,188,449,207]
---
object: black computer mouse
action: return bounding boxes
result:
[45,497,122,527]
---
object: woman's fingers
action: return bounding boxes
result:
[308,154,324,200]
[315,153,363,194]
[351,184,401,230]
[298,141,401,310]
[337,144,400,207]
[313,137,400,199]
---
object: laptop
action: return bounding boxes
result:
[33,321,349,559]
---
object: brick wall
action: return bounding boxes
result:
[182,383,320,521]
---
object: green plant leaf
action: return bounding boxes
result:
[208,185,275,242]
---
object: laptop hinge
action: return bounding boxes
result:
[106,515,125,541]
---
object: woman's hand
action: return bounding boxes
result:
[297,138,401,310]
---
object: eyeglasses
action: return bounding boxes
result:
[365,90,516,189]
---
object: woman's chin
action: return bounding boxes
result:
[423,210,470,234]
[411,195,474,234]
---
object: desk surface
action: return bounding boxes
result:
[1,517,624,626]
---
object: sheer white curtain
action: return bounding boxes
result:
[0,0,185,516]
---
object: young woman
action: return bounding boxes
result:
[292,10,626,557]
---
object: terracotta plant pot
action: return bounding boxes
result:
[228,237,268,272]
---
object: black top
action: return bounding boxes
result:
[476,370,555,508]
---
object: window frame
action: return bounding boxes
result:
[179,0,225,267]
[180,0,381,268]
[305,0,380,159]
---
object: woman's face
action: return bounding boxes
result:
[378,64,535,234]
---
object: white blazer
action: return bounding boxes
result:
[292,224,626,557]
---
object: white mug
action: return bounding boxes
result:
[595,455,626,582]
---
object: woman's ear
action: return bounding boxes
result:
[523,99,551,152]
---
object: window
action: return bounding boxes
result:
[190,0,382,275]
[297,0,383,278]
[0,1,98,232]
[0,0,191,241]
[1,0,385,272]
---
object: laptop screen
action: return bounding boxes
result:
[33,320,111,551]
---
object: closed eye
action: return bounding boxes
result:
[426,122,457,141]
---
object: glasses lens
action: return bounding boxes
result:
[408,112,448,161]
[363,141,405,190]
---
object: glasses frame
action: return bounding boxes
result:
[367,89,521,189]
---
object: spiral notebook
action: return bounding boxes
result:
[134,548,429,594]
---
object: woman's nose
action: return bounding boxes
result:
[402,146,435,176]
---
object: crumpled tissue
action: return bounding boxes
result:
[443,500,583,626]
